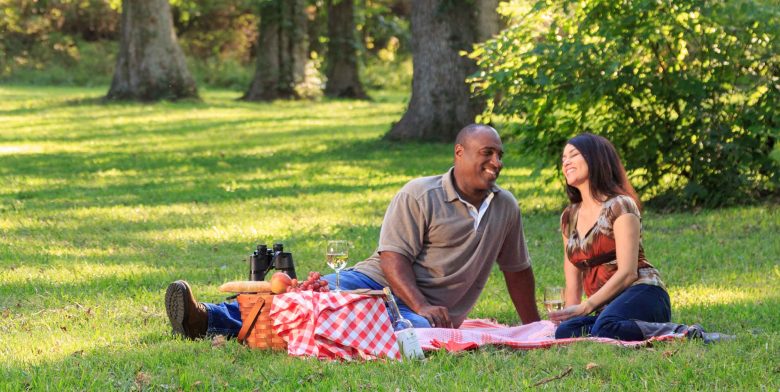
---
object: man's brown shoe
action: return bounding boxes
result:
[165,280,208,339]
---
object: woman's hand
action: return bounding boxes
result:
[548,303,589,325]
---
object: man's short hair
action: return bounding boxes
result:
[455,124,496,146]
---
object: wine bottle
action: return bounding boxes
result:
[383,287,425,360]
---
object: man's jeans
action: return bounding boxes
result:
[205,270,432,337]
[554,284,671,341]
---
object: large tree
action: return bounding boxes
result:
[324,0,368,99]
[385,0,499,141]
[106,0,197,101]
[243,0,308,101]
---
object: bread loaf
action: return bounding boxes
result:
[219,281,272,293]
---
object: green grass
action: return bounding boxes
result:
[0,85,778,391]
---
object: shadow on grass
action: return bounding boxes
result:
[0,136,454,209]
[0,106,400,143]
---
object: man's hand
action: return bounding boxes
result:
[380,251,451,328]
[416,304,453,329]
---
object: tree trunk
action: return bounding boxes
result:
[324,0,368,99]
[475,0,501,41]
[243,0,308,101]
[106,0,197,101]
[385,0,499,142]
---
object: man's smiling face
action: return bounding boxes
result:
[454,129,504,202]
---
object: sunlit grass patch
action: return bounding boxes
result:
[671,285,772,308]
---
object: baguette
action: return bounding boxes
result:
[219,280,272,293]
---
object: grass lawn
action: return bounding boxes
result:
[0,85,778,391]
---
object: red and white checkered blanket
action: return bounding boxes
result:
[270,293,682,361]
[270,292,400,361]
[417,319,682,352]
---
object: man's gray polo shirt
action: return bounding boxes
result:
[352,167,531,327]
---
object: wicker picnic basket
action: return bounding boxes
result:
[236,293,287,351]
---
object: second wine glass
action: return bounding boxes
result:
[326,240,349,292]
[543,286,564,312]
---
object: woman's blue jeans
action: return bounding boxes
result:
[554,284,671,341]
[205,270,432,337]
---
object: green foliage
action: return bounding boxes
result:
[357,0,411,57]
[0,0,120,42]
[187,57,254,91]
[311,0,411,93]
[0,0,118,80]
[1,39,117,86]
[471,0,780,208]
[172,0,258,63]
[0,0,259,88]
[362,55,412,91]
[0,0,413,91]
[0,86,778,390]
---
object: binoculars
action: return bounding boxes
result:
[249,243,297,281]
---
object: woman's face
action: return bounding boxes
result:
[562,144,589,187]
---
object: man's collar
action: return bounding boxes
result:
[443,167,501,203]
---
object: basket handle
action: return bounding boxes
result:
[237,296,266,344]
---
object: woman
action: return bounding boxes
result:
[549,133,732,342]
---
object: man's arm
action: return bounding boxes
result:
[380,251,453,328]
[503,266,541,324]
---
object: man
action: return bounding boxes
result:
[165,124,540,339]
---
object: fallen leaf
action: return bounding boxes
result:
[662,349,678,359]
[135,371,151,389]
[193,381,203,387]
[585,362,599,370]
[211,335,226,348]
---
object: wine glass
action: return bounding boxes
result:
[543,286,564,313]
[326,240,349,292]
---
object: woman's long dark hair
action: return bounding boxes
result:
[564,133,640,209]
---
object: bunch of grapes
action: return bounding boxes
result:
[287,271,330,293]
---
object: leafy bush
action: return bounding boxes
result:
[0,0,119,79]
[471,0,779,208]
[0,0,257,88]
[186,57,252,91]
[1,38,116,86]
[362,55,412,91]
